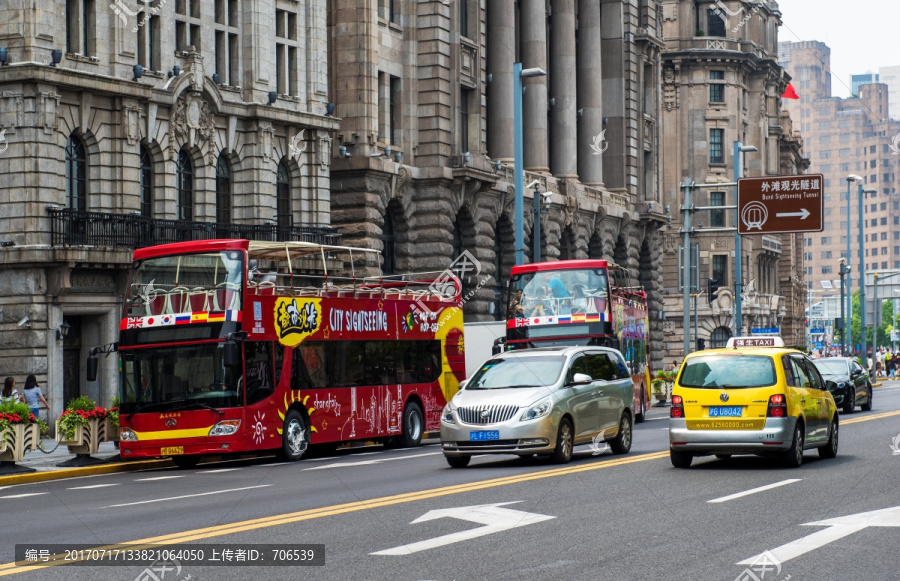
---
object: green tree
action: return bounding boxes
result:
[850,290,893,353]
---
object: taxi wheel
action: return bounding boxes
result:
[550,418,574,464]
[610,412,632,455]
[782,422,804,468]
[818,417,839,459]
[670,449,692,468]
[860,387,873,411]
[445,455,471,468]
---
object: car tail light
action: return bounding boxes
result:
[671,395,684,419]
[767,394,787,418]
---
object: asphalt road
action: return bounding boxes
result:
[4,386,900,581]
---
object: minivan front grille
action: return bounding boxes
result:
[457,405,520,425]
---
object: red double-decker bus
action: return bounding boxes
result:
[502,260,653,422]
[91,239,465,466]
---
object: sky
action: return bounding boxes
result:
[776,0,897,98]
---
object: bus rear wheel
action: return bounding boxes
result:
[394,402,424,448]
[281,409,309,461]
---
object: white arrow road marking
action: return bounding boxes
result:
[303,452,438,471]
[371,502,555,556]
[775,208,811,220]
[738,505,900,565]
[708,479,801,503]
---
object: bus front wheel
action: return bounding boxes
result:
[281,409,309,461]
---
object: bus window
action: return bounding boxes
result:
[290,346,315,389]
[246,341,274,404]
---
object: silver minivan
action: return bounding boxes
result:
[440,346,635,467]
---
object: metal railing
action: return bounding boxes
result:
[48,208,342,249]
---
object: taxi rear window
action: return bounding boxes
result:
[678,355,777,388]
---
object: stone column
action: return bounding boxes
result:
[550,0,578,178]
[486,0,515,162]
[521,0,549,172]
[577,0,604,185]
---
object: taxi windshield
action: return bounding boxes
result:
[678,355,777,388]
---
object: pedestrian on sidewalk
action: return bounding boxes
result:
[2,377,23,403]
[21,374,49,420]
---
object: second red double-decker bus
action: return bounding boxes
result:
[501,260,653,422]
[93,239,465,466]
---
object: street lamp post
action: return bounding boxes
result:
[733,142,757,336]
[858,183,877,370]
[513,63,548,267]
[839,258,848,356]
[846,175,861,354]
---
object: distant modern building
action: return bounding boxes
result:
[851,72,879,97]
[659,0,809,357]
[879,66,900,121]
[779,41,900,301]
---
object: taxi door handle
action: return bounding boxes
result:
[800,398,806,403]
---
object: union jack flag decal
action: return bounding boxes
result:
[126,317,143,329]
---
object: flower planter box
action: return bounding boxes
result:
[104,417,120,442]
[0,423,41,462]
[56,417,103,455]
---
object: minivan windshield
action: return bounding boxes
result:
[678,355,777,388]
[467,356,565,389]
[813,359,849,376]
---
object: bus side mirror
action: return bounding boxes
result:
[492,338,504,356]
[225,342,241,367]
[86,353,99,382]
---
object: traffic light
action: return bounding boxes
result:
[833,318,844,331]
[696,338,706,351]
[707,278,720,303]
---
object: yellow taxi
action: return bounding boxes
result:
[669,337,838,468]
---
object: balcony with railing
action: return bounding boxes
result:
[47,208,342,250]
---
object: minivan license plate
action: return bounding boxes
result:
[470,431,500,441]
[709,406,741,417]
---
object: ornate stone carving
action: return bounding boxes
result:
[170,92,216,162]
[256,122,275,162]
[38,92,59,134]
[317,133,331,170]
[124,104,140,145]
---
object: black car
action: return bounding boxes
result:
[813,357,873,414]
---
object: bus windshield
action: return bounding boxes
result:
[126,251,244,316]
[119,343,242,413]
[508,268,608,319]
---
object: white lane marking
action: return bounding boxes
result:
[708,479,801,504]
[305,457,338,462]
[263,462,292,467]
[135,476,185,481]
[100,485,271,508]
[738,505,900,565]
[353,451,384,456]
[198,468,242,473]
[372,502,555,556]
[303,452,439,471]
[66,484,121,490]
[0,492,49,499]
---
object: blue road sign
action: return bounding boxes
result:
[810,328,825,334]
[751,327,780,335]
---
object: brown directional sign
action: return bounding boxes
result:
[737,174,824,235]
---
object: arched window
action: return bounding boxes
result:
[176,149,193,221]
[381,211,395,275]
[139,145,153,217]
[710,326,732,349]
[707,8,727,37]
[276,161,292,230]
[451,215,463,261]
[216,154,232,224]
[65,134,87,211]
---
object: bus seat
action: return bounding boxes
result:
[188,288,209,312]
[147,291,166,315]
[168,287,190,313]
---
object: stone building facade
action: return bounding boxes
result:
[328,0,669,369]
[779,41,900,313]
[0,0,336,416]
[658,0,808,358]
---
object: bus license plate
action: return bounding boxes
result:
[161,446,184,455]
[709,406,742,418]
[469,431,500,441]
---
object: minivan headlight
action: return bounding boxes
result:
[521,398,552,421]
[442,405,455,424]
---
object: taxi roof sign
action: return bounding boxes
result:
[726,337,785,349]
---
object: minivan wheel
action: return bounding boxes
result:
[782,422,804,468]
[550,419,574,464]
[445,455,471,468]
[670,449,692,468]
[818,417,838,459]
[610,412,632,455]
[860,387,873,411]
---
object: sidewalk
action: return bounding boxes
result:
[0,438,172,486]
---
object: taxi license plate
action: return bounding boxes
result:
[709,406,742,418]
[469,431,500,441]
[161,446,184,455]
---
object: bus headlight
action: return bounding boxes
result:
[521,398,552,421]
[119,427,138,441]
[209,419,241,436]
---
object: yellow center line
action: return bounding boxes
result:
[0,451,667,575]
[841,409,900,424]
